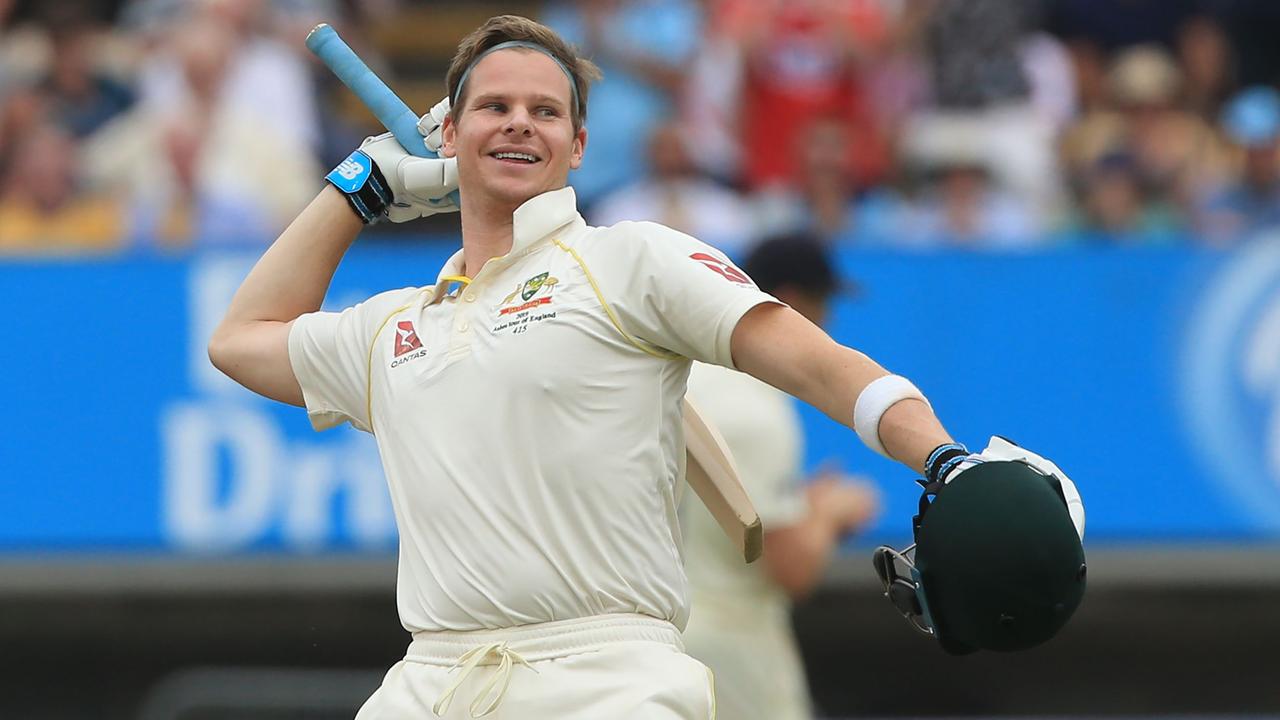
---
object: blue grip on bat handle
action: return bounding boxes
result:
[306,24,435,160]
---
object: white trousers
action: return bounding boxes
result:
[355,613,716,719]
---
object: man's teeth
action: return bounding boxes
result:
[493,152,538,162]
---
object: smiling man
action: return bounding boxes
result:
[208,14,1079,720]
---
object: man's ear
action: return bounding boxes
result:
[441,115,457,158]
[570,125,587,170]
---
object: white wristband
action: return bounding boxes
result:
[853,374,929,458]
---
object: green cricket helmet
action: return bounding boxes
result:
[873,460,1087,655]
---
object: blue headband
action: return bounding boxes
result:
[452,41,580,115]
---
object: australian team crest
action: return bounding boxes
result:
[500,271,560,315]
[522,272,552,301]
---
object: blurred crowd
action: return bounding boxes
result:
[4,0,1280,255]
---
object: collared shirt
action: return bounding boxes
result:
[288,187,778,633]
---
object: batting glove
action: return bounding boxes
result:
[325,132,459,224]
[924,437,1085,539]
[418,96,450,154]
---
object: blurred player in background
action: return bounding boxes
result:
[681,235,879,720]
[209,12,1070,719]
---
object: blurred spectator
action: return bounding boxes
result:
[1060,45,1229,218]
[678,6,745,183]
[82,13,320,247]
[0,83,49,168]
[902,0,1065,226]
[900,152,1037,249]
[1196,86,1280,245]
[857,0,931,150]
[543,0,702,208]
[126,0,324,155]
[1065,38,1109,115]
[41,18,135,138]
[1021,14,1078,135]
[590,121,756,257]
[1177,14,1235,121]
[711,0,893,191]
[0,0,52,102]
[0,124,123,252]
[1204,0,1280,88]
[1062,151,1185,245]
[752,116,905,246]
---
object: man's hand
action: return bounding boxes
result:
[929,437,1086,539]
[357,132,459,222]
[325,130,459,224]
[807,472,881,536]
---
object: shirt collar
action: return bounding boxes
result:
[426,186,584,305]
[512,185,582,253]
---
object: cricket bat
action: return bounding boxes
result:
[684,398,763,563]
[305,23,461,206]
[306,22,763,563]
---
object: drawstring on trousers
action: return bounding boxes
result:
[432,641,538,717]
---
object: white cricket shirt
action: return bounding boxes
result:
[288,187,778,633]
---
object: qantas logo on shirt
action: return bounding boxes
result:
[393,321,423,357]
[690,252,753,286]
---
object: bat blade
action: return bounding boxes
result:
[684,397,763,563]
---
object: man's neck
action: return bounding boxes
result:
[458,195,520,278]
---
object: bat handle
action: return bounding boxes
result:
[306,23,434,159]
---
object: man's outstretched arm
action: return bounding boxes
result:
[730,302,953,474]
[208,186,362,406]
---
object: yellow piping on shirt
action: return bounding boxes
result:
[365,298,419,433]
[551,237,678,360]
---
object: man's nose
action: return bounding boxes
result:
[504,107,534,136]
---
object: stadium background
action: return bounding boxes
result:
[3,0,1280,717]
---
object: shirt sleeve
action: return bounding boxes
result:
[597,221,781,367]
[287,287,421,433]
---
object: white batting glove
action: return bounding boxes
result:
[417,96,450,154]
[927,437,1085,540]
[971,437,1086,539]
[359,132,459,222]
[326,132,459,224]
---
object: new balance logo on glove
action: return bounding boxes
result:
[336,159,364,179]
[326,151,373,193]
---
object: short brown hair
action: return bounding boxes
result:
[446,15,601,131]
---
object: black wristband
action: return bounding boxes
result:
[325,150,394,224]
[925,442,969,486]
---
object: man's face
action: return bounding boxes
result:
[441,49,586,209]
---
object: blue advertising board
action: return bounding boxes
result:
[1,241,1278,554]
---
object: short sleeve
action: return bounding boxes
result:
[287,287,421,433]
[595,222,781,367]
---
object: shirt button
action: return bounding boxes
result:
[464,292,476,302]
[458,321,469,332]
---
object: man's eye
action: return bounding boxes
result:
[537,107,559,118]
[483,103,505,112]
